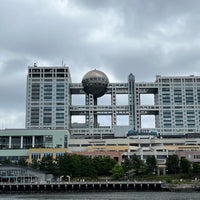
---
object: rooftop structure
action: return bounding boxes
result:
[82,69,109,98]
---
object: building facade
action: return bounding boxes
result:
[26,66,72,130]
[0,129,69,163]
[26,66,200,137]
[154,75,200,136]
[0,165,53,183]
[2,128,200,173]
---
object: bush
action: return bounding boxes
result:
[164,177,172,183]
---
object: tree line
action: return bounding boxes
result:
[123,154,200,177]
[166,154,200,175]
[30,154,118,179]
[15,154,200,180]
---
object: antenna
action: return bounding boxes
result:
[1,121,4,130]
[34,62,37,67]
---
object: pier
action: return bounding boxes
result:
[0,181,163,193]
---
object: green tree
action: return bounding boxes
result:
[131,154,147,175]
[18,158,28,167]
[146,155,157,175]
[70,154,82,177]
[166,155,179,174]
[111,163,124,180]
[122,157,132,173]
[79,156,97,177]
[30,158,39,169]
[93,156,117,176]
[122,154,147,177]
[55,154,72,177]
[180,158,191,174]
[193,163,200,175]
[39,155,56,173]
[56,154,97,179]
[70,154,97,178]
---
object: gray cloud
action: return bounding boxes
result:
[1,0,200,128]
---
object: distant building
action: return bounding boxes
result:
[26,66,200,137]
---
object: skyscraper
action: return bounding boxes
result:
[155,75,200,135]
[26,66,71,130]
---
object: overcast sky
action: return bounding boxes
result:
[1,0,200,129]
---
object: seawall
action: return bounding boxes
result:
[1,181,200,193]
[0,181,162,193]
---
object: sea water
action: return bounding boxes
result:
[0,192,200,200]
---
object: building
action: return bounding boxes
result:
[1,127,200,174]
[0,165,53,183]
[26,66,200,137]
[26,66,72,130]
[2,65,200,169]
[154,75,200,136]
[28,148,68,164]
[68,135,200,175]
[0,129,69,163]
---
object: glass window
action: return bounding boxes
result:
[44,152,53,157]
[32,153,41,159]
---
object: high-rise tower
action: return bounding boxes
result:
[26,66,71,129]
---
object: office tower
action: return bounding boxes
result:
[26,66,71,129]
[155,75,200,135]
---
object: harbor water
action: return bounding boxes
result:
[0,192,200,200]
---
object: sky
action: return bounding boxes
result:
[1,0,200,129]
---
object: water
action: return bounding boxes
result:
[0,192,199,200]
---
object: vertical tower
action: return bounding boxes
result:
[128,73,136,130]
[26,66,71,129]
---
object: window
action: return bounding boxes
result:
[56,153,64,157]
[32,153,41,159]
[44,153,53,157]
[11,136,21,149]
[23,136,32,149]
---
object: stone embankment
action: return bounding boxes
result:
[162,183,200,191]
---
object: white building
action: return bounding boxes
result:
[26,66,200,137]
[26,67,72,130]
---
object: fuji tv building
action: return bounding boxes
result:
[26,65,200,138]
[2,65,200,166]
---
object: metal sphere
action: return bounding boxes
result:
[82,69,109,98]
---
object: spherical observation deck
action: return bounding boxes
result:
[82,69,109,98]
